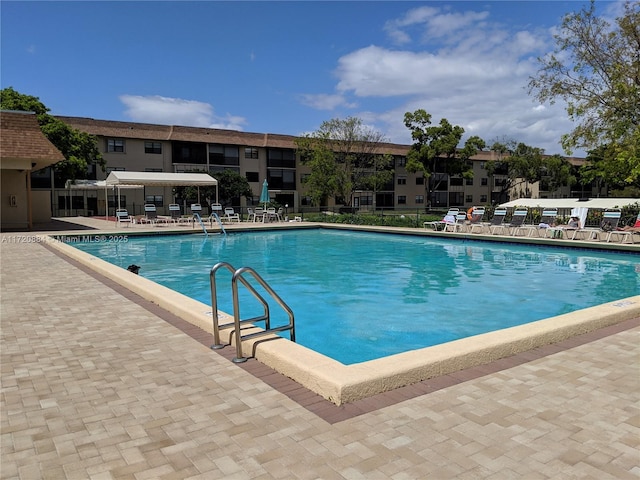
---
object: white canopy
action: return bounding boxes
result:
[65,179,141,190]
[105,171,217,187]
[499,197,639,210]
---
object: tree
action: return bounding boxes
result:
[403,109,485,206]
[528,1,640,185]
[215,169,253,206]
[295,117,394,207]
[486,142,576,203]
[0,87,104,181]
[579,144,640,196]
[174,169,252,207]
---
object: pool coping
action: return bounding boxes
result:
[43,226,640,406]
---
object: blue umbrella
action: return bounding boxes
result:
[259,179,270,206]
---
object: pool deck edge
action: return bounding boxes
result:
[45,232,640,406]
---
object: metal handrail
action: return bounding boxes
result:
[209,262,269,349]
[209,262,295,363]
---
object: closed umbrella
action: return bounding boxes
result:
[259,179,270,207]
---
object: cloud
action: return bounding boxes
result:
[297,93,356,111]
[324,5,576,154]
[119,95,247,130]
[384,5,490,45]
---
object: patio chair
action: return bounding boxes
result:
[607,212,640,244]
[189,203,205,225]
[424,208,459,231]
[488,208,509,235]
[115,209,132,227]
[253,207,265,222]
[210,203,223,215]
[139,204,163,225]
[467,207,486,233]
[574,209,622,241]
[167,204,188,224]
[223,207,241,223]
[507,207,529,236]
[247,207,256,222]
[266,207,279,222]
[520,208,558,237]
[563,207,590,240]
[443,212,469,233]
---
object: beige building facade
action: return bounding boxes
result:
[48,116,590,217]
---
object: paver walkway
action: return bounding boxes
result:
[1,234,639,479]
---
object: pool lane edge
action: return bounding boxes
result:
[46,234,640,406]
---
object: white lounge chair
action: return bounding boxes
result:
[139,204,159,224]
[488,208,509,235]
[253,207,265,222]
[443,212,469,233]
[520,208,558,237]
[115,209,132,227]
[424,208,459,231]
[507,208,529,236]
[223,207,241,223]
[166,204,188,224]
[467,207,486,233]
[607,212,640,244]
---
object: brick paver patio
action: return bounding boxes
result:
[1,227,638,479]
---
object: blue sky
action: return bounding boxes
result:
[1,1,626,155]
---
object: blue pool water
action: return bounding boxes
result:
[72,229,639,364]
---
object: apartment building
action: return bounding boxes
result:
[42,116,589,217]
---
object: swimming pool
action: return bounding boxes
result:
[72,229,639,364]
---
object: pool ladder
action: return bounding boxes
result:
[209,262,295,363]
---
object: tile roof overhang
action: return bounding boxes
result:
[1,111,65,171]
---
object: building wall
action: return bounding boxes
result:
[1,170,29,230]
[49,116,592,214]
[32,190,52,223]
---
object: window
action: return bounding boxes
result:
[466,178,473,185]
[396,156,407,167]
[479,161,486,169]
[301,196,312,206]
[107,195,126,208]
[245,147,259,159]
[145,168,162,172]
[450,177,464,186]
[415,195,424,204]
[172,142,207,164]
[107,138,125,153]
[465,195,473,203]
[480,194,488,203]
[416,177,424,185]
[58,195,85,209]
[268,169,296,189]
[397,177,407,185]
[494,178,508,187]
[449,192,464,205]
[144,141,162,154]
[145,195,163,207]
[245,172,259,182]
[359,195,373,206]
[209,145,239,166]
[267,148,296,168]
[481,178,488,186]
[397,195,406,205]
